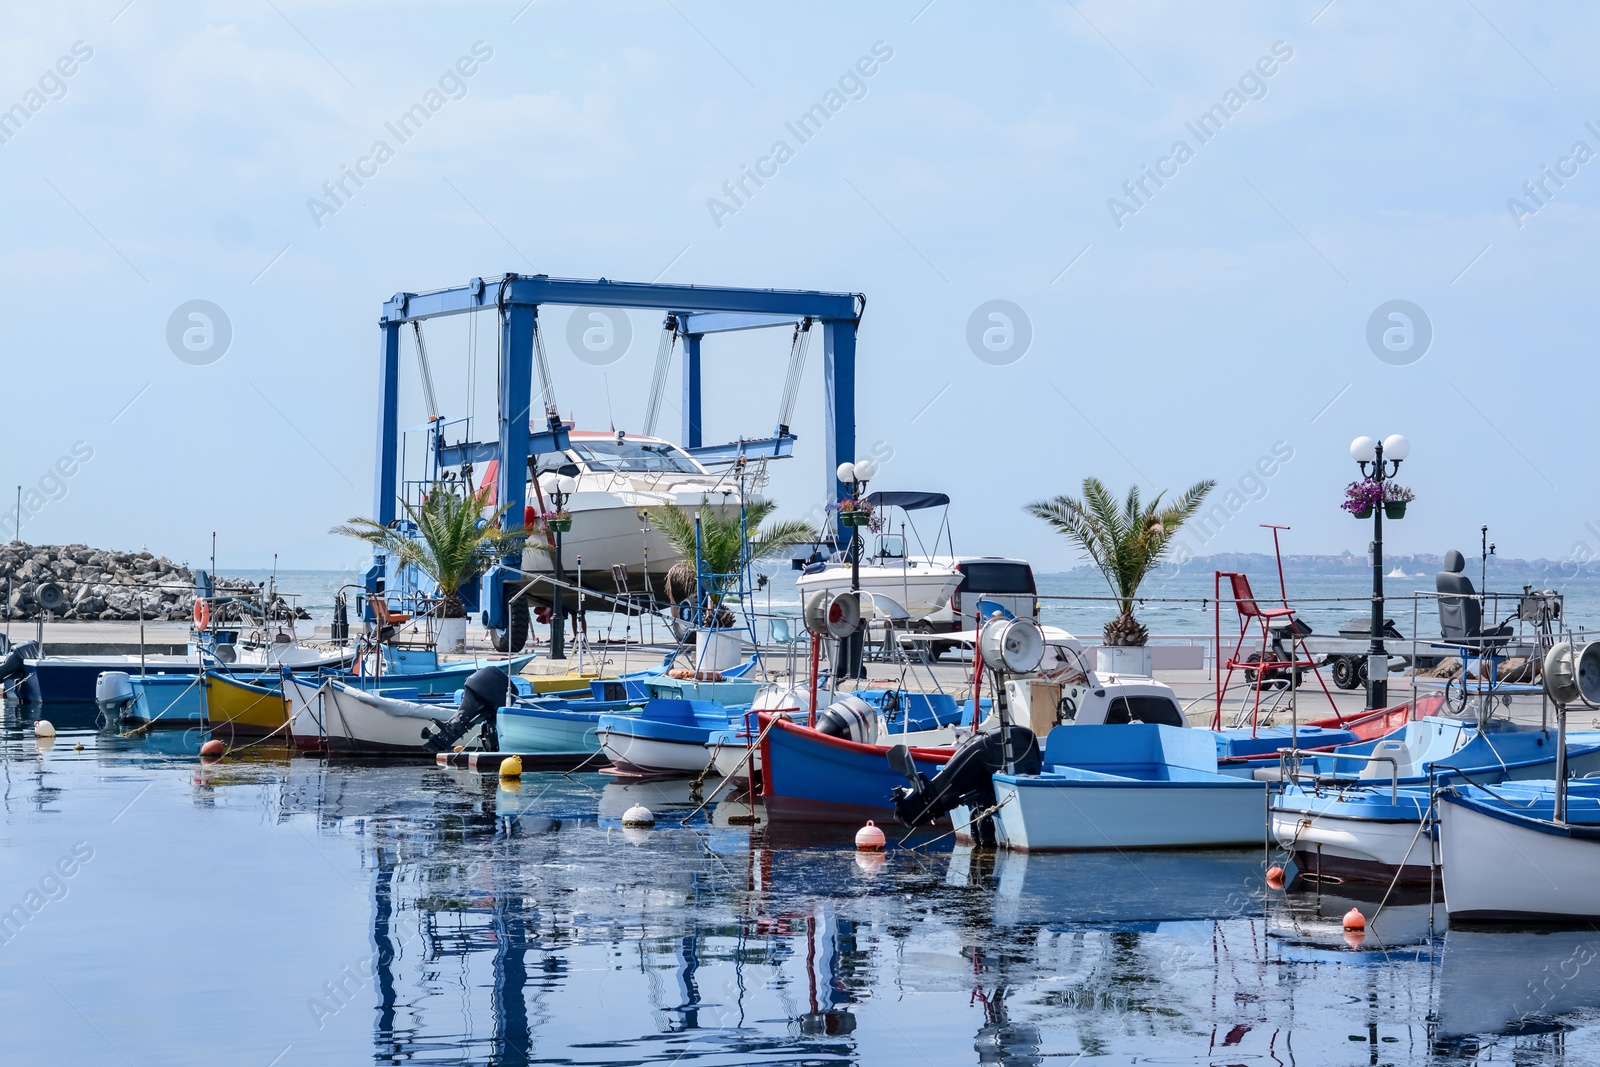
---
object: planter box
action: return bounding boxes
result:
[839,511,871,527]
[1353,506,1373,519]
[547,517,572,533]
[1384,502,1407,519]
[694,628,743,673]
[436,616,467,654]
[1095,645,1153,677]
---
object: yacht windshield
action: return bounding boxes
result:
[571,439,704,475]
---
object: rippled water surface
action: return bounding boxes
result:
[5,715,1600,1065]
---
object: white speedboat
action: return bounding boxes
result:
[519,430,754,590]
[794,491,962,621]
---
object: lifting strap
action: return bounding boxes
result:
[531,311,559,420]
[410,321,441,422]
[642,315,679,438]
[776,317,812,435]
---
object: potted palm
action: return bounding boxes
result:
[652,498,814,671]
[333,482,519,654]
[1025,477,1215,677]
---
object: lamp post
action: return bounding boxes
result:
[835,458,877,680]
[1350,434,1410,710]
[540,474,577,660]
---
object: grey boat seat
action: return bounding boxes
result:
[1435,549,1513,652]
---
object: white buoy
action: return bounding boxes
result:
[621,804,655,827]
[33,720,55,738]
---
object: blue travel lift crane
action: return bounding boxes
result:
[367,273,865,646]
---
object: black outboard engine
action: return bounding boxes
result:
[890,726,1041,843]
[423,666,509,752]
[0,640,41,686]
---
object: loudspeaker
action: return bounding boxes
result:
[1579,642,1600,705]
[980,617,1045,675]
[805,590,860,637]
[36,583,67,612]
[1546,641,1581,706]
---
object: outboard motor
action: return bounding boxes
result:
[815,694,875,745]
[0,640,41,686]
[890,726,1041,843]
[95,671,137,721]
[423,666,509,752]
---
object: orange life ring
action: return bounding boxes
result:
[193,598,211,631]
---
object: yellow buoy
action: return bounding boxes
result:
[499,755,523,778]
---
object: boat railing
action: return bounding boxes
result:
[1278,747,1400,803]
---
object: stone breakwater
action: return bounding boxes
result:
[0,542,262,622]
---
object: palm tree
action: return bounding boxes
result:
[333,482,520,619]
[652,498,814,627]
[1025,477,1215,646]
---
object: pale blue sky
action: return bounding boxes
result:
[1,1,1595,571]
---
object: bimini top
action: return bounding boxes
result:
[864,491,950,511]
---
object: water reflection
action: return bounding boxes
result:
[13,728,1600,1064]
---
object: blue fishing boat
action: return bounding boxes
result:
[988,724,1267,851]
[1438,779,1600,923]
[758,713,957,824]
[1271,717,1600,885]
[494,659,759,757]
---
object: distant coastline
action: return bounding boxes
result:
[1061,552,1593,584]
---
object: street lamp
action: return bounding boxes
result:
[540,473,577,660]
[835,458,877,679]
[1350,433,1410,710]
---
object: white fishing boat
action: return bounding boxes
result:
[1438,781,1600,923]
[284,673,498,755]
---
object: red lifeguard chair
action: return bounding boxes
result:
[1212,525,1340,731]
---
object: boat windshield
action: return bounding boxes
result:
[570,439,704,474]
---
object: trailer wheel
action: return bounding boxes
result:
[489,595,529,653]
[1331,656,1358,690]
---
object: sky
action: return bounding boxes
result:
[0,1,1596,573]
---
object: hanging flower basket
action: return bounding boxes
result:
[840,511,871,527]
[1382,483,1413,520]
[1342,478,1383,518]
[545,510,573,533]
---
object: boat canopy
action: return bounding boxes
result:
[865,491,949,511]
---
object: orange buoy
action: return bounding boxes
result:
[193,598,211,631]
[1343,907,1366,930]
[200,738,225,757]
[1266,865,1286,890]
[855,820,886,850]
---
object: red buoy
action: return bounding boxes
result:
[854,820,886,850]
[1343,907,1366,930]
[200,739,225,758]
[1265,865,1286,889]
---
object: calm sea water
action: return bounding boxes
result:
[3,726,1599,1064]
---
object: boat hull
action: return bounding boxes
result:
[991,776,1265,851]
[285,677,458,756]
[204,674,288,738]
[795,565,961,620]
[1271,797,1435,886]
[758,716,952,825]
[497,706,604,756]
[598,727,718,776]
[1439,788,1600,924]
